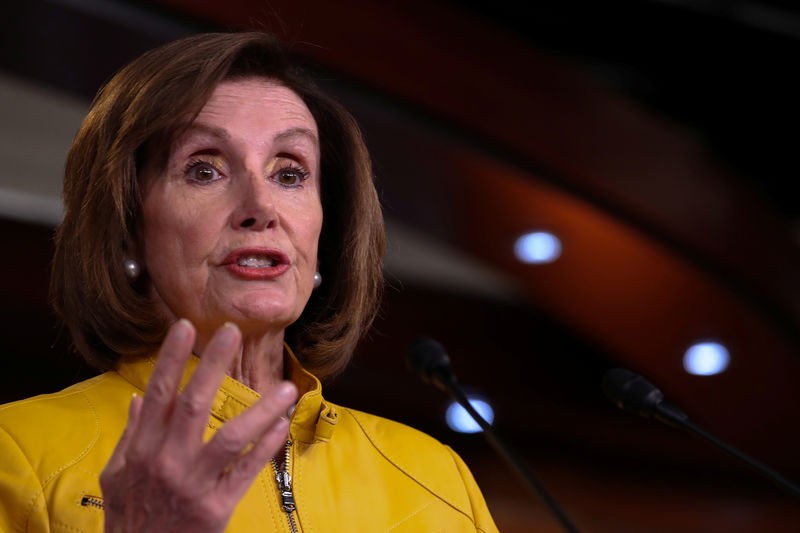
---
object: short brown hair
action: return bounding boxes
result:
[51,32,385,380]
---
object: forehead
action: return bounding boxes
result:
[189,78,318,142]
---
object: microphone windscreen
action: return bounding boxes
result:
[406,337,451,385]
[602,368,664,418]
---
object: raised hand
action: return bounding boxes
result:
[100,319,297,533]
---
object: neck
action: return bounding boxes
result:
[194,327,286,395]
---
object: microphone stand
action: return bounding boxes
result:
[604,368,800,499]
[653,403,800,498]
[440,373,581,533]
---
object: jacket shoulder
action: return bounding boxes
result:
[0,372,132,481]
[0,374,107,442]
[339,406,476,518]
[0,372,136,532]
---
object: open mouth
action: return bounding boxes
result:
[235,254,278,268]
[223,248,290,280]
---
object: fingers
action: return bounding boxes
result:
[217,411,290,503]
[103,319,296,519]
[125,319,195,460]
[200,381,297,475]
[166,323,242,443]
[100,393,143,506]
[138,320,196,422]
[102,394,143,475]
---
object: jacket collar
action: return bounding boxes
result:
[115,344,338,444]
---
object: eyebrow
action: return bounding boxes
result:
[180,122,230,141]
[179,123,318,148]
[274,127,319,148]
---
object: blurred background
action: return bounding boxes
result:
[1,1,799,531]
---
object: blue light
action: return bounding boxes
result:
[446,398,494,433]
[683,342,730,376]
[514,231,562,264]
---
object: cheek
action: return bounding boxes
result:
[302,213,323,264]
[141,197,211,270]
[287,197,323,257]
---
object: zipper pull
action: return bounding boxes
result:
[80,495,104,510]
[275,470,296,512]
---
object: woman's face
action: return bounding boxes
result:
[138,78,322,337]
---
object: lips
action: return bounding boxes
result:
[222,247,291,280]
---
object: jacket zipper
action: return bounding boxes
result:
[272,440,298,533]
[80,495,104,509]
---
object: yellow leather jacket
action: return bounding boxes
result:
[0,347,499,532]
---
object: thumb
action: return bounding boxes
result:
[101,393,143,483]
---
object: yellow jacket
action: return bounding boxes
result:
[0,348,499,532]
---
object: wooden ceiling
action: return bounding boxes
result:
[2,1,799,531]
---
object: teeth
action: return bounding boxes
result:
[236,255,276,268]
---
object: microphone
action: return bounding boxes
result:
[602,368,689,428]
[602,368,800,498]
[406,337,454,392]
[407,338,581,533]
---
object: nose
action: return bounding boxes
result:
[232,169,277,230]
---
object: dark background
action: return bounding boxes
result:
[1,1,799,531]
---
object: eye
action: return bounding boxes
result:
[274,164,310,187]
[184,160,222,183]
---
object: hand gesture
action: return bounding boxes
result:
[100,319,297,533]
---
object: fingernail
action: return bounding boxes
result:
[217,322,240,347]
[273,416,289,434]
[276,382,296,400]
[129,393,139,415]
[173,319,193,339]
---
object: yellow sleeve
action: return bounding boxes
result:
[0,426,50,533]
[446,445,500,533]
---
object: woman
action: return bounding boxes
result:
[0,32,498,532]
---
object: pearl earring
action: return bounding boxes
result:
[123,259,141,281]
[313,271,322,289]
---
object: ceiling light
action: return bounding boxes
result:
[683,341,730,376]
[514,231,561,264]
[445,397,494,433]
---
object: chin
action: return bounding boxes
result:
[227,301,301,331]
